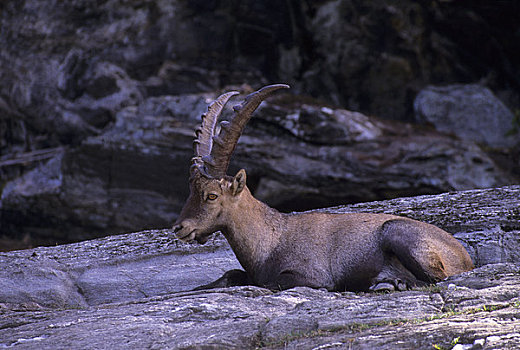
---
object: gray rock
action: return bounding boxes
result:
[414,84,520,148]
[2,269,519,349]
[0,255,87,310]
[2,0,519,246]
[1,95,515,243]
[0,229,241,307]
[2,0,519,130]
[1,186,519,349]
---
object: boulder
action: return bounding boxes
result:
[300,1,520,121]
[414,84,520,148]
[0,186,519,349]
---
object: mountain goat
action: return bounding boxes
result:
[173,84,474,292]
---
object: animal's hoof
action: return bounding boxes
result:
[395,279,408,291]
[370,278,409,292]
[370,282,395,292]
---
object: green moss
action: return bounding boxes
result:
[415,284,444,293]
[432,335,461,350]
[255,319,408,348]
[256,302,515,349]
[506,109,520,136]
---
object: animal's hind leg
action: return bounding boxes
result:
[369,255,426,292]
[379,219,449,285]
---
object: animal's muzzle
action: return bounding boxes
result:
[172,224,182,233]
[172,223,193,241]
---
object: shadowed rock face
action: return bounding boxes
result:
[1,95,515,244]
[1,0,519,246]
[0,186,519,349]
[2,1,518,139]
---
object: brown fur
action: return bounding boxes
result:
[173,85,474,292]
[174,170,474,292]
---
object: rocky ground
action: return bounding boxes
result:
[1,186,519,349]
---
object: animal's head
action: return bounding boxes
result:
[173,84,289,244]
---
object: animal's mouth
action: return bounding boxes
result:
[176,229,212,244]
[176,229,197,242]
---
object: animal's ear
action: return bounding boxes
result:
[232,169,247,196]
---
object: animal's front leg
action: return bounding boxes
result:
[192,269,251,291]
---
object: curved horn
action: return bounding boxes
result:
[194,91,239,158]
[191,91,239,176]
[204,84,290,177]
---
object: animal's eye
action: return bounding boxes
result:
[207,193,218,201]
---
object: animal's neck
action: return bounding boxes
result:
[220,188,285,275]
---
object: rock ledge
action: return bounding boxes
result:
[1,186,519,349]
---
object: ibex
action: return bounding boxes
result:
[173,84,474,292]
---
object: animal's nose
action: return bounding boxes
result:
[172,224,183,233]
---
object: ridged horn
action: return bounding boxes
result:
[190,91,239,177]
[203,84,290,177]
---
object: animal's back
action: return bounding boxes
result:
[265,212,395,291]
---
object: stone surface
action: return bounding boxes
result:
[0,186,519,349]
[414,84,520,148]
[1,95,516,245]
[1,0,519,247]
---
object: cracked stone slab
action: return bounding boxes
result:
[1,264,519,349]
[0,230,241,308]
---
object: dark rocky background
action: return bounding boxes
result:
[1,0,519,250]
